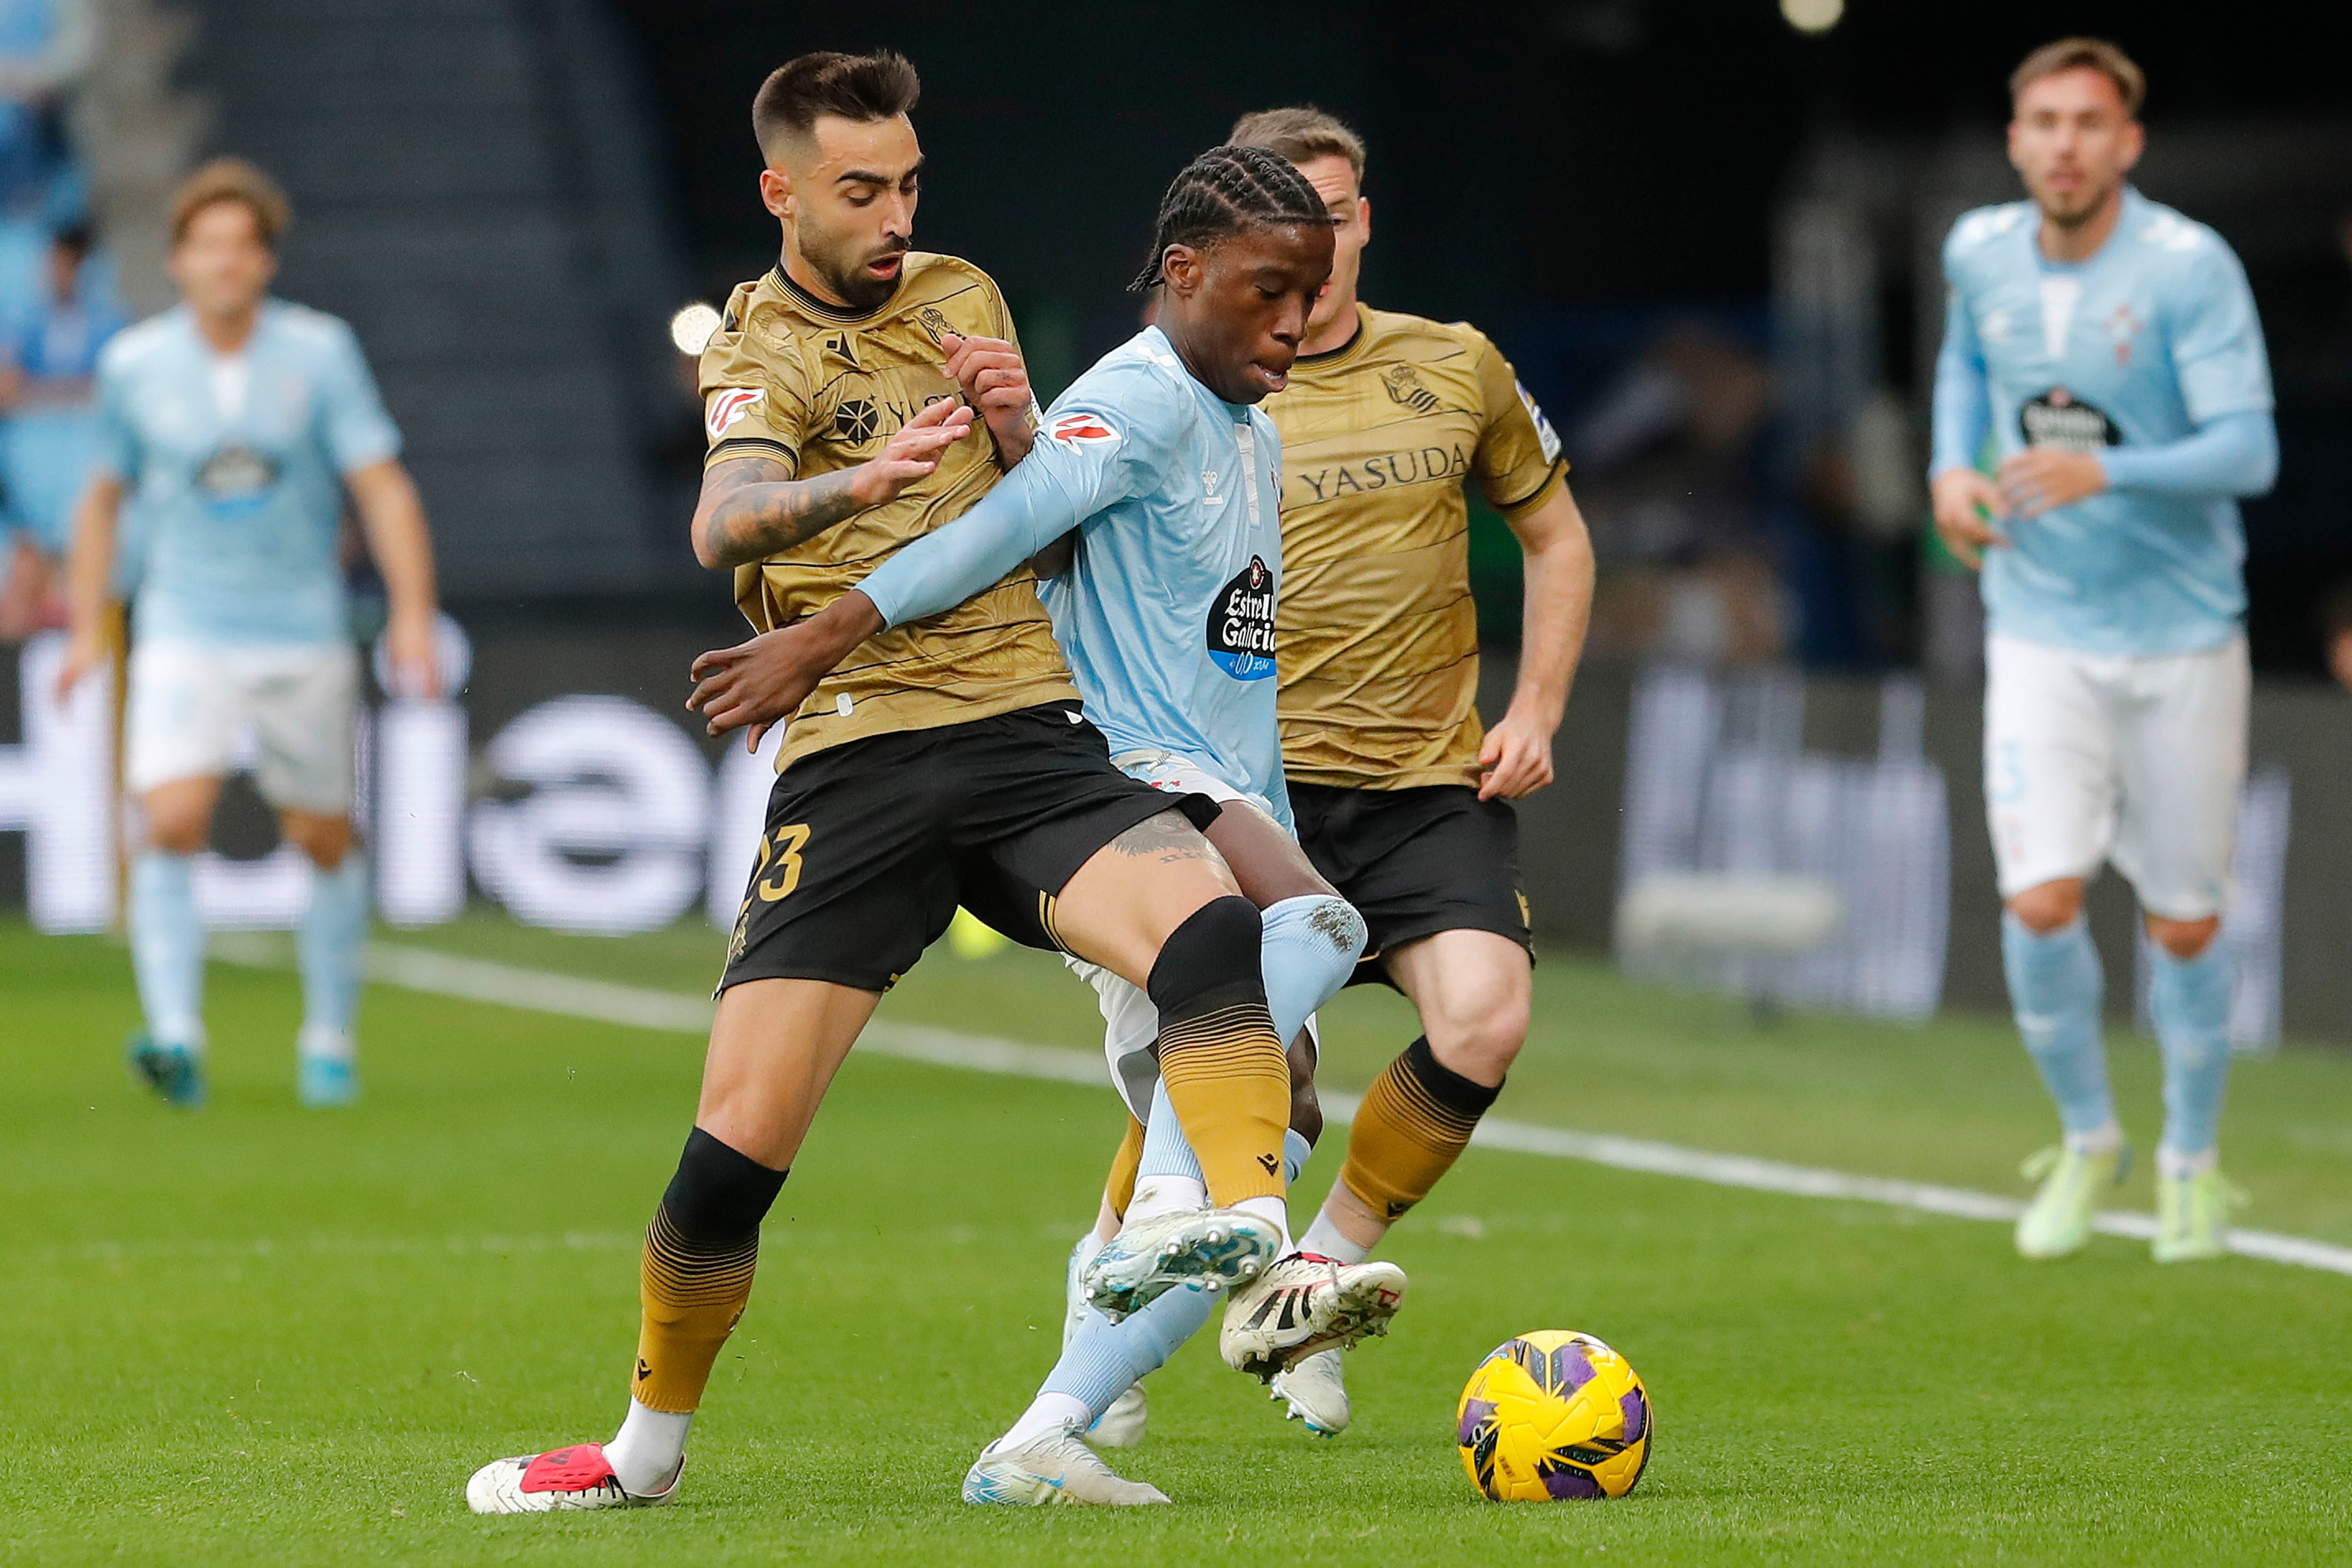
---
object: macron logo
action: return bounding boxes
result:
[706,387,764,442]
[1047,412,1119,449]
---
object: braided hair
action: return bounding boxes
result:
[1128,143,1335,293]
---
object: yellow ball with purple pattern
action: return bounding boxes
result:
[1456,1330,1652,1501]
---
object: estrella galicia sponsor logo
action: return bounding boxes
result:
[2019,387,2120,453]
[1207,555,1278,681]
[194,445,281,515]
[1294,442,1470,502]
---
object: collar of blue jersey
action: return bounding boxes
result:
[1293,302,1369,367]
[769,261,898,323]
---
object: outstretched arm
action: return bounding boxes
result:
[690,398,976,570]
[346,458,441,697]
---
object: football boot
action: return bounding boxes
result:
[961,1427,1169,1505]
[1079,1207,1279,1319]
[2013,1142,2128,1259]
[1221,1252,1406,1380]
[466,1442,681,1513]
[1269,1346,1349,1435]
[2153,1164,2244,1263]
[127,1034,205,1109]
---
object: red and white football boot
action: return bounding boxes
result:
[465,1442,682,1514]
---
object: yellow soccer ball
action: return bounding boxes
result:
[1456,1330,1652,1501]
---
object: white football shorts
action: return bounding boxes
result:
[1064,748,1299,1125]
[125,638,360,815]
[1982,634,2248,921]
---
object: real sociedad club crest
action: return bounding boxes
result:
[1207,555,1278,681]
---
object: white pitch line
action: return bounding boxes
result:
[248,940,2352,1280]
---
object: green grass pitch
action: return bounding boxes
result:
[4,913,2349,1565]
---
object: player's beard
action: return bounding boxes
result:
[801,225,910,313]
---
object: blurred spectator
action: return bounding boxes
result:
[0,0,90,215]
[0,219,120,638]
[1567,322,1788,663]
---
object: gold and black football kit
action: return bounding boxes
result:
[1263,302,1565,974]
[699,255,1209,994]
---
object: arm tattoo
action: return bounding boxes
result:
[696,459,864,569]
[1111,810,1218,864]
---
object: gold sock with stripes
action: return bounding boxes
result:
[629,1129,787,1415]
[1147,896,1292,1209]
[1337,1036,1502,1223]
[1104,1114,1145,1219]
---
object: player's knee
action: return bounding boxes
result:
[1427,1001,1526,1088]
[144,814,209,855]
[2007,880,2083,934]
[1145,894,1264,1015]
[664,1127,789,1243]
[283,814,353,869]
[2147,914,2220,961]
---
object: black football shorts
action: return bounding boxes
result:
[1289,781,1533,989]
[719,703,1218,994]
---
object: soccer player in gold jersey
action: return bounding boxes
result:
[466,52,1308,1513]
[1234,106,1597,1433]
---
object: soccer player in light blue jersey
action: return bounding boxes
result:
[1929,40,2277,1263]
[55,159,442,1110]
[687,144,1406,1505]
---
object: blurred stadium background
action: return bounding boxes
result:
[6,0,2352,1039]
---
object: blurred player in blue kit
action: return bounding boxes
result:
[54,158,442,1109]
[1929,40,2277,1262]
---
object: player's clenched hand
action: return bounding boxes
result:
[940,332,1035,468]
[1930,467,2009,570]
[686,592,886,750]
[848,397,974,510]
[1998,447,2106,521]
[1478,712,1556,801]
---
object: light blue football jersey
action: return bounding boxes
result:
[856,326,1290,826]
[1934,187,2273,656]
[94,299,402,646]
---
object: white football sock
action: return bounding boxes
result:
[1233,1195,1289,1256]
[2064,1118,2125,1156]
[2157,1143,2219,1179]
[1125,1174,1206,1225]
[991,1391,1092,1453]
[605,1398,691,1494]
[1299,1209,1370,1265]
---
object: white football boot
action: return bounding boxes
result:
[1080,1207,1280,1319]
[1222,1253,1406,1380]
[1062,1232,1149,1448]
[961,1426,1170,1505]
[466,1442,681,1513]
[1269,1347,1349,1435]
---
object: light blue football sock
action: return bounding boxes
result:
[1136,1077,1205,1185]
[2001,913,2114,1138]
[1260,893,1367,1046]
[298,855,369,1050]
[2149,940,2233,1159]
[1043,1126,1314,1422]
[130,851,206,1051]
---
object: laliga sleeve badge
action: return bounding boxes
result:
[706,386,765,442]
[1046,410,1120,449]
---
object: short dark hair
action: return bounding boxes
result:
[169,158,292,248]
[752,50,920,161]
[2010,37,2145,119]
[1129,143,1335,293]
[1229,106,1366,186]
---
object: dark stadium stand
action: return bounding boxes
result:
[179,0,699,602]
